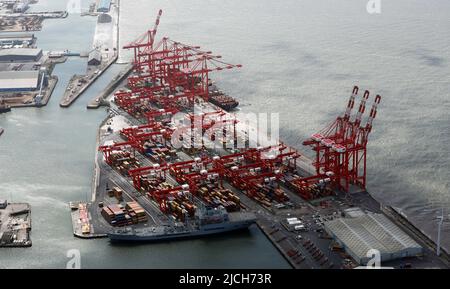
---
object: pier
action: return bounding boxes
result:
[0,11,67,33]
[60,0,120,108]
[0,202,32,247]
[59,56,117,108]
[87,63,133,109]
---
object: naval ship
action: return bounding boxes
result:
[0,97,11,114]
[108,206,256,242]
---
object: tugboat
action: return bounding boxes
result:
[0,97,11,114]
[108,206,256,243]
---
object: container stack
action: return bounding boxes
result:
[125,201,148,224]
[138,176,165,193]
[285,175,325,200]
[166,197,196,221]
[109,151,140,176]
[101,204,132,227]
[107,186,124,201]
[148,146,174,163]
[149,186,197,221]
[196,186,240,212]
[258,184,289,203]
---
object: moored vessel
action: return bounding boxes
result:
[108,206,256,242]
[209,89,239,111]
[0,97,11,114]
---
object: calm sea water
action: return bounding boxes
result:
[0,0,449,268]
[0,0,289,268]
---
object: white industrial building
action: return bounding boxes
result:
[97,0,111,13]
[0,33,35,48]
[0,48,43,62]
[88,49,102,66]
[0,70,40,92]
[324,212,423,265]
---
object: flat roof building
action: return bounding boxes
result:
[97,0,111,13]
[0,48,42,62]
[88,49,102,66]
[13,2,29,13]
[0,70,40,92]
[324,212,423,265]
[0,33,35,48]
[0,33,35,41]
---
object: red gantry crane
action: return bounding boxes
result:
[302,86,382,193]
[124,9,163,70]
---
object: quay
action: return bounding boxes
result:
[69,201,107,239]
[7,76,58,108]
[59,56,117,108]
[0,11,67,33]
[60,0,120,108]
[0,201,32,247]
[87,63,133,109]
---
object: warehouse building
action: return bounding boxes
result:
[0,70,41,92]
[324,212,423,265]
[13,1,29,13]
[88,49,102,66]
[0,48,43,62]
[98,13,112,24]
[0,33,35,48]
[97,0,111,13]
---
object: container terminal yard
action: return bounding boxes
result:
[67,10,450,269]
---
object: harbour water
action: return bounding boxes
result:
[0,0,449,268]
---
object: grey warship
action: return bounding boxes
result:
[108,206,256,242]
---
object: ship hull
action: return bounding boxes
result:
[209,100,239,111]
[0,107,11,114]
[209,97,239,111]
[108,220,254,243]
